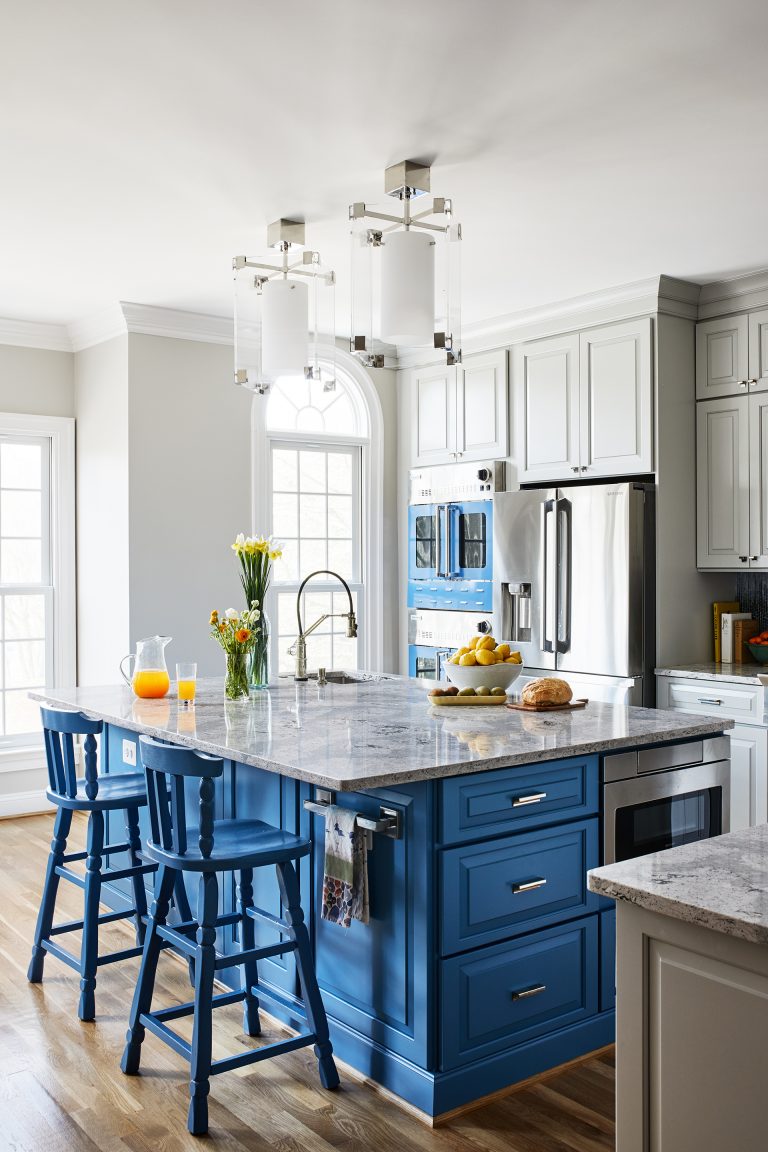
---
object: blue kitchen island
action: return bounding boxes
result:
[32,676,731,1121]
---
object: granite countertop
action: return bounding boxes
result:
[588,825,768,945]
[656,663,768,685]
[31,676,733,792]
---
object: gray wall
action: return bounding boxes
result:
[0,343,74,416]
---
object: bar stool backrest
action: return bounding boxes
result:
[139,735,224,859]
[40,707,103,801]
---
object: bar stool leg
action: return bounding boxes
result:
[172,873,196,985]
[188,872,218,1135]
[28,807,73,983]
[276,859,339,1091]
[79,811,104,1021]
[236,868,261,1036]
[125,805,148,946]
[121,864,176,1074]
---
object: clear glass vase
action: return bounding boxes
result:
[248,612,270,691]
[224,649,249,699]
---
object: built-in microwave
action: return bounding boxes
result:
[603,736,730,866]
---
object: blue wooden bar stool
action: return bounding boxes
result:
[28,707,155,1021]
[121,735,339,1136]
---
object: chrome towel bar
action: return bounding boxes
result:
[303,788,402,840]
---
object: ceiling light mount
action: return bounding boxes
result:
[233,218,335,394]
[349,159,461,368]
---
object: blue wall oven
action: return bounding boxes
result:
[407,461,503,614]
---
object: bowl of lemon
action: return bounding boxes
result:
[444,635,523,692]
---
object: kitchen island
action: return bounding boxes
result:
[32,676,732,1121]
[589,827,768,1152]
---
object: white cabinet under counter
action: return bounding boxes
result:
[656,666,768,832]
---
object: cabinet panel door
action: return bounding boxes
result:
[748,308,768,394]
[728,724,768,832]
[579,318,652,477]
[696,315,749,400]
[411,366,456,466]
[456,350,508,461]
[748,393,768,568]
[696,397,750,568]
[513,333,580,483]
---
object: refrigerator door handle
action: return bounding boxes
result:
[556,496,572,653]
[541,499,556,653]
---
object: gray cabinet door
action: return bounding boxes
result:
[728,724,768,832]
[696,315,749,400]
[457,350,508,462]
[748,392,768,569]
[513,333,580,483]
[579,318,653,477]
[696,396,750,568]
[411,365,457,465]
[748,308,768,395]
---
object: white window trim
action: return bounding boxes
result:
[0,412,76,752]
[251,346,385,673]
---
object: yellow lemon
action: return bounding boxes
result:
[495,643,511,659]
[475,648,496,666]
[450,655,461,664]
[505,652,523,664]
[477,635,496,651]
[455,646,470,658]
[459,651,478,666]
[469,636,481,649]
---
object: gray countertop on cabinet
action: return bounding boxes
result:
[31,676,734,792]
[656,663,766,684]
[588,825,768,945]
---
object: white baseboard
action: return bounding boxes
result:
[0,789,52,818]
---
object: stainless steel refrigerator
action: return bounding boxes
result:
[493,481,655,706]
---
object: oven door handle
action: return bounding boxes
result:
[435,505,444,578]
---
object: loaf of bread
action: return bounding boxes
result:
[521,678,573,707]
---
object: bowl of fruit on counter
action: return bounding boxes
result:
[443,634,523,693]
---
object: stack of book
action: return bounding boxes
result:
[713,601,760,662]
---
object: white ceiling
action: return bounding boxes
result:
[2,0,768,330]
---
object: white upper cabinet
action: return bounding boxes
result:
[748,391,768,569]
[579,318,653,478]
[696,396,750,568]
[695,312,768,399]
[514,319,653,483]
[513,333,580,482]
[748,308,768,393]
[410,350,507,466]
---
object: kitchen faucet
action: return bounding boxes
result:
[288,569,358,681]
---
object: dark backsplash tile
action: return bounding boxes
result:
[736,573,768,630]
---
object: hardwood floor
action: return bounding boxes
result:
[0,813,616,1151]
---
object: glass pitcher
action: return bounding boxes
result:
[120,636,172,699]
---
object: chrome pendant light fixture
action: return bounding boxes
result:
[233,219,335,394]
[349,160,461,367]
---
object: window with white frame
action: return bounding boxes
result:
[262,368,374,677]
[0,416,75,747]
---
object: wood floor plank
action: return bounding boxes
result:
[0,813,616,1150]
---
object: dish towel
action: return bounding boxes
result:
[321,805,370,928]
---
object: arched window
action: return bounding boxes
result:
[252,349,383,678]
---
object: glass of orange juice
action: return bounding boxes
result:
[176,662,197,708]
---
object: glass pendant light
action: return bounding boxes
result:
[233,219,335,394]
[349,160,461,367]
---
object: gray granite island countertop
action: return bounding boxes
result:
[31,677,734,792]
[588,825,768,945]
[655,662,767,684]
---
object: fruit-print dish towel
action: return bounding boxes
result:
[320,805,370,928]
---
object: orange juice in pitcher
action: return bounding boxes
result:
[120,636,172,699]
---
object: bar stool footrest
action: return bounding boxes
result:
[214,938,297,971]
[211,1032,316,1077]
[252,982,308,1027]
[139,1013,193,1061]
[41,938,81,971]
[50,907,140,936]
[151,989,247,1025]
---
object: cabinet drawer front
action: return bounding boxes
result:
[659,677,762,723]
[440,916,598,1070]
[440,820,599,955]
[440,756,599,845]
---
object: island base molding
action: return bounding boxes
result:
[616,903,768,1152]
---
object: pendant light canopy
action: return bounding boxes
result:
[349,159,461,367]
[234,219,335,394]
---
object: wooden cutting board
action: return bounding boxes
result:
[506,698,588,713]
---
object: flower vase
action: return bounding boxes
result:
[248,612,271,691]
[224,649,249,699]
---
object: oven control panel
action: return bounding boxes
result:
[409,460,505,505]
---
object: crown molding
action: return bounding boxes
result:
[119,302,232,345]
[697,267,768,320]
[0,316,71,352]
[67,303,127,352]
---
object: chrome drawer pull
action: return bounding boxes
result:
[511,877,547,895]
[511,983,547,1002]
[697,697,723,706]
[511,791,547,807]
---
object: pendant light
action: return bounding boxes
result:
[233,219,335,394]
[349,160,461,367]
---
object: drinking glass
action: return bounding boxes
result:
[176,662,197,707]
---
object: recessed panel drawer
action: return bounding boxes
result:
[657,677,762,724]
[439,916,598,1070]
[440,818,599,955]
[440,756,599,846]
